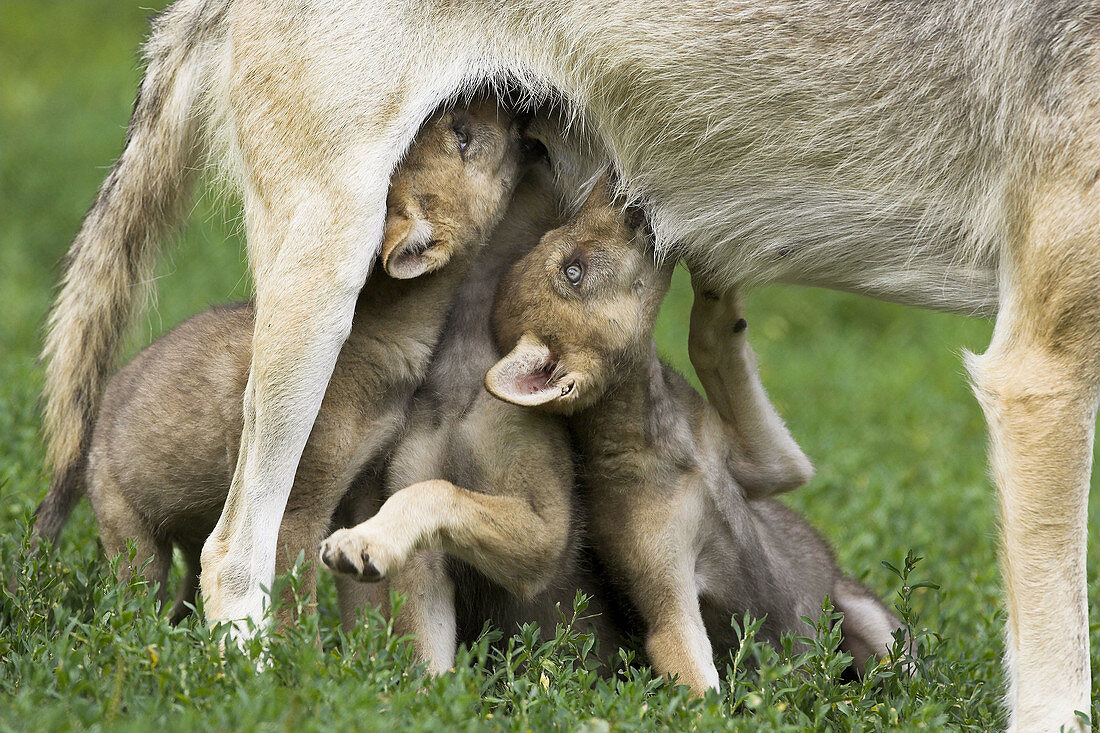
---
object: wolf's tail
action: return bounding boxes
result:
[33,2,227,547]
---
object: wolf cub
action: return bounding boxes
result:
[34,98,532,621]
[320,145,624,672]
[485,174,902,694]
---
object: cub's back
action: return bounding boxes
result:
[87,303,254,545]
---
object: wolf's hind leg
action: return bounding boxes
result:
[198,157,396,633]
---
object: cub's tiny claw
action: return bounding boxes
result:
[358,550,384,583]
[332,551,360,577]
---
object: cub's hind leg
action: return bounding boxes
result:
[388,550,457,674]
[687,277,813,496]
[334,574,390,634]
[169,546,202,625]
[639,579,719,696]
[332,483,391,633]
[593,491,718,696]
[89,478,173,610]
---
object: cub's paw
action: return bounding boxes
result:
[689,278,746,331]
[688,282,752,373]
[319,529,384,583]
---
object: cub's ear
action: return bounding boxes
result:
[485,332,578,407]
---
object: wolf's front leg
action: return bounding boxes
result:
[965,177,1100,732]
[687,274,813,497]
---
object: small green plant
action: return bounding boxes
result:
[0,518,1002,732]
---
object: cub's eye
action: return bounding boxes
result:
[563,260,584,286]
[453,125,470,152]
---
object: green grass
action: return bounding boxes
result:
[1,2,1098,730]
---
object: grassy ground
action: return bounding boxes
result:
[2,3,1099,731]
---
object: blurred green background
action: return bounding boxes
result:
[2,0,1099,712]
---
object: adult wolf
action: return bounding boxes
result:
[39,1,1099,729]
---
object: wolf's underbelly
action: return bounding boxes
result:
[648,185,1002,316]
